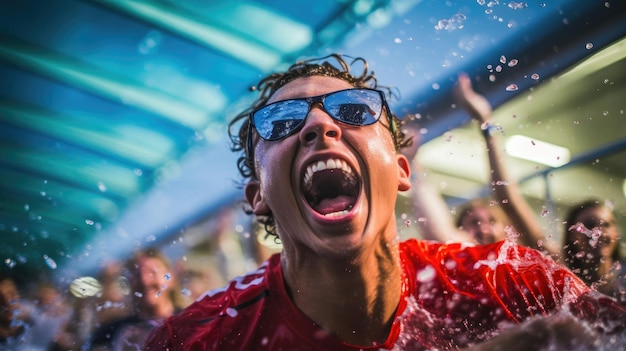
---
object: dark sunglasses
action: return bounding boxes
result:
[247,88,395,148]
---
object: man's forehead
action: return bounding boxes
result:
[267,76,354,104]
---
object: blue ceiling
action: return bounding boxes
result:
[1,0,624,283]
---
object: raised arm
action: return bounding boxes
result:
[401,122,474,243]
[453,73,559,257]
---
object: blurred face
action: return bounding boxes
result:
[568,206,619,262]
[245,76,411,260]
[132,257,173,312]
[459,206,505,244]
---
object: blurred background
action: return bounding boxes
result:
[0,0,625,329]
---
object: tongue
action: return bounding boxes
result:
[314,195,353,215]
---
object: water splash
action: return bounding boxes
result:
[434,14,466,31]
[508,1,528,10]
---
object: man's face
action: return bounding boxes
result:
[459,206,504,244]
[132,257,172,310]
[569,206,619,261]
[245,76,411,260]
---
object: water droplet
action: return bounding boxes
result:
[417,265,436,283]
[394,37,402,44]
[602,111,609,116]
[495,65,503,72]
[226,307,238,317]
[138,30,163,55]
[5,258,16,268]
[505,84,518,91]
[508,59,518,67]
[508,2,528,10]
[500,55,507,64]
[85,219,94,226]
[97,182,107,192]
[531,73,540,80]
[585,42,593,50]
[405,220,412,227]
[164,273,171,280]
[432,83,440,90]
[43,255,57,269]
[181,288,192,297]
[540,208,550,217]
[489,74,496,82]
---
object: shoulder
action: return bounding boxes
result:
[400,238,583,293]
[401,238,548,262]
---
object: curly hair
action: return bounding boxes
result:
[227,54,411,238]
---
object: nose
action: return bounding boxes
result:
[298,104,342,145]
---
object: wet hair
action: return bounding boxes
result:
[227,54,411,238]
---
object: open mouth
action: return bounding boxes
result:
[302,158,360,218]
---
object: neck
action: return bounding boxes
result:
[282,238,402,346]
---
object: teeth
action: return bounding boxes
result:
[324,209,349,218]
[303,158,353,186]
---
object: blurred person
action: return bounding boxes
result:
[89,248,177,351]
[26,281,73,351]
[404,74,560,258]
[174,254,226,308]
[563,199,625,306]
[144,54,625,350]
[93,260,132,328]
[51,260,133,350]
[0,274,36,350]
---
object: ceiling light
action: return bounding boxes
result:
[505,135,570,167]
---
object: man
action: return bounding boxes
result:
[144,54,625,350]
[90,248,178,351]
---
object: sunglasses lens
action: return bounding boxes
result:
[252,89,385,141]
[325,89,382,126]
[253,100,309,140]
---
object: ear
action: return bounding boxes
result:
[245,180,271,215]
[396,153,411,192]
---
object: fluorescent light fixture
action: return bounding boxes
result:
[505,135,570,167]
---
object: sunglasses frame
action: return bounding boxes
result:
[246,87,396,159]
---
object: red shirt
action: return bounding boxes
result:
[144,239,625,350]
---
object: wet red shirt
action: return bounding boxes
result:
[144,239,624,350]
